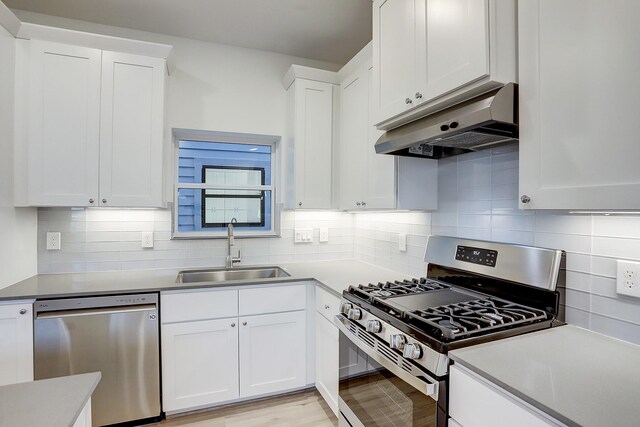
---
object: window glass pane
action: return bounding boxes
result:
[177,188,272,232]
[178,140,272,185]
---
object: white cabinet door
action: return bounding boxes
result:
[338,66,368,210]
[28,40,101,207]
[239,311,306,398]
[99,51,165,207]
[450,365,557,427]
[291,79,333,209]
[372,0,417,122]
[0,302,33,386]
[364,64,397,209]
[315,312,339,416]
[162,318,239,412]
[416,0,489,102]
[519,0,640,209]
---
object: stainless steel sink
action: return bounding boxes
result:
[176,266,290,284]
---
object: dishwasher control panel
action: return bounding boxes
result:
[35,293,159,313]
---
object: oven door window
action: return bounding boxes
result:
[338,330,440,427]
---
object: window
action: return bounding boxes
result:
[173,129,280,238]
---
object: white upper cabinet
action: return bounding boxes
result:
[338,61,396,210]
[519,0,640,210]
[286,78,335,209]
[373,0,516,129]
[27,40,101,207]
[18,39,167,207]
[99,51,165,207]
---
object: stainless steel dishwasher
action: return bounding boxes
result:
[34,293,161,426]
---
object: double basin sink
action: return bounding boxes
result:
[176,266,290,284]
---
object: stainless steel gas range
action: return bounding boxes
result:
[335,236,565,427]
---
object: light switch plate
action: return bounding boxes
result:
[319,228,329,243]
[294,228,313,243]
[617,260,640,298]
[142,232,154,249]
[398,234,407,252]
[46,232,61,250]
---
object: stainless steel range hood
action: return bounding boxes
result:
[375,83,518,159]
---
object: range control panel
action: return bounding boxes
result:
[456,245,498,267]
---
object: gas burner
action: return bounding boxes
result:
[354,278,450,298]
[406,298,550,340]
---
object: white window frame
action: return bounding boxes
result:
[172,128,281,239]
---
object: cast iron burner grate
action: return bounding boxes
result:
[354,278,450,297]
[406,298,550,340]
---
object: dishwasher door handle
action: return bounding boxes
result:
[36,304,157,319]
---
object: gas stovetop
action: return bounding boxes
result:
[347,278,550,341]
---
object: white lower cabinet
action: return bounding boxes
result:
[315,312,339,416]
[449,364,559,427]
[162,318,239,412]
[239,311,307,398]
[0,301,34,386]
[72,398,93,427]
[161,285,308,413]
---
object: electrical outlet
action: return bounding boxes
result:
[617,260,640,298]
[46,232,61,250]
[398,234,407,252]
[319,228,329,243]
[141,232,154,249]
[294,228,313,243]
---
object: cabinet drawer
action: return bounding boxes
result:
[315,287,341,322]
[161,289,238,323]
[450,365,557,427]
[239,284,307,315]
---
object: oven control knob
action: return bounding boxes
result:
[340,303,353,315]
[389,334,406,350]
[403,343,423,360]
[347,308,362,320]
[366,320,382,333]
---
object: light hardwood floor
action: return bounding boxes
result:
[148,390,338,427]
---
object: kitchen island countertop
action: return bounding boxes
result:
[0,372,100,427]
[0,260,410,300]
[449,325,640,427]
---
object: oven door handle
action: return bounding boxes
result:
[334,315,440,400]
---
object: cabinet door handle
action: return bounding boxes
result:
[356,202,361,206]
[298,202,302,207]
[102,198,107,204]
[405,97,413,104]
[242,321,247,326]
[324,305,330,310]
[520,195,531,204]
[362,201,366,207]
[89,198,94,204]
[415,92,423,99]
[19,309,27,315]
[231,323,236,327]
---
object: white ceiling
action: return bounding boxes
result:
[4,0,373,64]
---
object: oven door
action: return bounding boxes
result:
[336,316,447,427]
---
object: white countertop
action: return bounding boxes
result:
[449,325,640,427]
[0,373,100,427]
[0,260,410,300]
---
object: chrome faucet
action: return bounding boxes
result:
[225,220,241,268]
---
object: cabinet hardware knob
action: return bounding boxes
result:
[242,321,247,326]
[356,202,361,206]
[449,121,459,129]
[89,199,94,204]
[362,201,366,206]
[405,97,413,104]
[298,202,302,207]
[521,195,531,204]
[231,323,236,327]
[324,305,330,309]
[19,309,27,315]
[440,124,450,132]
[415,92,423,99]
[102,199,107,204]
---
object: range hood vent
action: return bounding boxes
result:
[375,83,518,159]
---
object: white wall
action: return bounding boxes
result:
[0,23,37,289]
